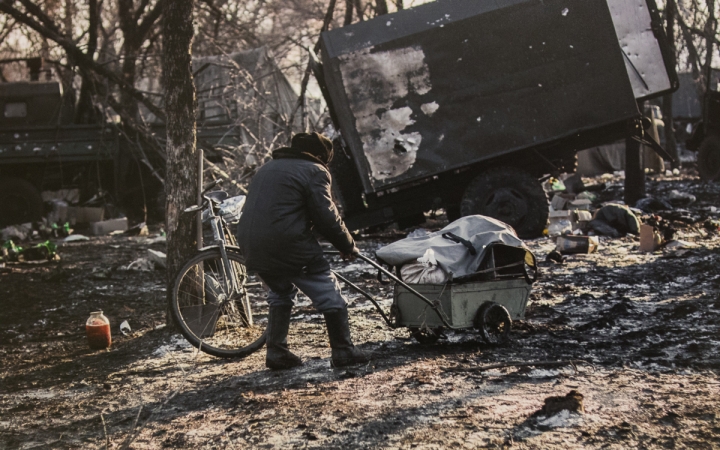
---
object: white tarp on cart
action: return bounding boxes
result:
[376,215,530,279]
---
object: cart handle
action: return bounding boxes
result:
[325,251,457,329]
[331,271,398,328]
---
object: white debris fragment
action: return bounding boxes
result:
[420,102,439,116]
[120,320,131,335]
[124,258,154,271]
[153,335,193,357]
[527,368,561,378]
[386,21,391,26]
[562,7,569,16]
[537,410,582,428]
[147,249,167,269]
[64,234,89,242]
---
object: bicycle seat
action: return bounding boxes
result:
[205,191,229,204]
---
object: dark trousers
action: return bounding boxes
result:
[258,269,347,312]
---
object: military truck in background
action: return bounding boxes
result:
[0,73,127,227]
[317,0,678,237]
[0,49,298,228]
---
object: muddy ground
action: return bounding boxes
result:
[1,171,719,449]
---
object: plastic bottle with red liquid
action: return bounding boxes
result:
[86,311,111,350]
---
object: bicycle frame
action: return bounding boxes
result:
[185,183,253,327]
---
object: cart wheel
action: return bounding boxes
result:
[474,302,512,345]
[410,327,442,344]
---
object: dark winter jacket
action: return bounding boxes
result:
[236,155,355,275]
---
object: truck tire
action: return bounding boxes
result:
[0,177,44,227]
[460,167,548,238]
[697,136,720,181]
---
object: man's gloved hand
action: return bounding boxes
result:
[340,246,359,262]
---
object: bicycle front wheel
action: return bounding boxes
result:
[171,248,267,358]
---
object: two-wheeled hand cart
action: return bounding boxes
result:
[331,251,536,344]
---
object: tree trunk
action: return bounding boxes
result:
[75,0,99,124]
[163,0,198,318]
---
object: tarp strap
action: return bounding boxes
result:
[441,233,477,255]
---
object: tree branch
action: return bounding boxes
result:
[0,0,166,121]
[137,0,164,41]
[15,0,63,35]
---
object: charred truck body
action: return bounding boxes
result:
[317,0,678,237]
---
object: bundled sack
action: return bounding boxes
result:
[589,204,640,237]
[377,215,535,281]
[400,249,448,284]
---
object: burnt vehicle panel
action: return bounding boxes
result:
[321,0,638,192]
[318,0,678,237]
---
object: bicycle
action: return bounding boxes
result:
[169,179,267,358]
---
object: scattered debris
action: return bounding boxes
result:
[123,258,155,271]
[668,189,696,206]
[147,249,167,269]
[91,217,129,235]
[1,223,32,242]
[665,240,698,250]
[119,320,132,335]
[545,250,565,264]
[126,222,150,236]
[590,204,640,237]
[556,235,599,254]
[62,234,88,243]
[635,196,674,213]
[639,223,663,252]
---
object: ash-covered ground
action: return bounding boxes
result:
[1,171,719,449]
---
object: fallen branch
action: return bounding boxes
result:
[446,359,589,374]
[119,405,143,450]
[100,413,110,450]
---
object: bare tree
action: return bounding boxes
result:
[162,0,198,304]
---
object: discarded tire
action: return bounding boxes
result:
[474,302,512,345]
[460,167,548,238]
[0,177,43,227]
[697,136,720,181]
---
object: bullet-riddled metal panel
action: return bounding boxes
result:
[321,0,639,192]
[607,0,673,99]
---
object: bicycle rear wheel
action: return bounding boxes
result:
[171,247,267,358]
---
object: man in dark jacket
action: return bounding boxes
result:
[237,132,369,370]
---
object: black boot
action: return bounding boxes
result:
[265,305,303,370]
[323,307,370,367]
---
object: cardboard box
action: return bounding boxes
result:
[91,217,128,235]
[556,235,599,254]
[639,224,663,252]
[568,199,592,210]
[551,194,575,211]
[67,207,104,225]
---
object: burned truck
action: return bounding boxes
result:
[316,0,678,237]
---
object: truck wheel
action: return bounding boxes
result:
[0,177,44,227]
[697,136,720,181]
[460,167,548,238]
